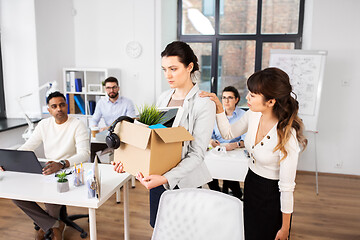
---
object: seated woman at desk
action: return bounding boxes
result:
[207,86,246,200]
[200,68,307,240]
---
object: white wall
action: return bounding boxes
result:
[73,0,160,108]
[0,0,75,118]
[0,0,41,118]
[34,0,75,108]
[299,0,360,175]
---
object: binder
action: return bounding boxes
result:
[68,94,76,114]
[69,72,76,92]
[75,78,83,92]
[73,95,86,115]
[89,100,96,115]
[66,73,71,92]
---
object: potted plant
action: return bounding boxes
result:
[136,104,165,126]
[56,171,70,193]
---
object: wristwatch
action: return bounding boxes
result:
[59,160,67,169]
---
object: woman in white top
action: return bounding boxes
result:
[200,67,307,240]
[113,41,215,227]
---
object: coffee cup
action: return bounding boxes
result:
[91,126,100,138]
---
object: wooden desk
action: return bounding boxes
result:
[204,148,249,182]
[0,163,131,240]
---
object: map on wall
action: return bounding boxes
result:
[269,50,327,132]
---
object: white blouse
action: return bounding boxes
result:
[216,110,300,213]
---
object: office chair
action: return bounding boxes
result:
[60,205,88,238]
[33,206,88,239]
[151,188,244,240]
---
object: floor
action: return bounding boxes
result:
[0,172,359,240]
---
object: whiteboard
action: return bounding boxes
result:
[269,49,327,132]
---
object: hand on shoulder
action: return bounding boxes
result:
[199,91,224,114]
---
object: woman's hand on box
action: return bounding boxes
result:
[136,172,168,190]
[111,161,125,173]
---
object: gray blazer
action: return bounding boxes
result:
[156,84,216,189]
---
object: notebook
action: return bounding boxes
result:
[0,149,47,174]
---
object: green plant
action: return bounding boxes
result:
[137,104,165,126]
[57,171,68,183]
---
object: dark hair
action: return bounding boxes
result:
[247,67,307,160]
[222,86,241,106]
[104,77,118,85]
[161,41,199,75]
[46,91,66,104]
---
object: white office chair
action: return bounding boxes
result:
[151,188,244,240]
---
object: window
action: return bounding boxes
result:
[200,55,222,90]
[178,0,305,106]
[203,0,224,16]
[0,36,6,119]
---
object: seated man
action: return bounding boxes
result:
[2,91,90,240]
[90,76,135,131]
[207,86,246,200]
[90,77,135,161]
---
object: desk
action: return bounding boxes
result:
[204,148,249,182]
[0,163,131,240]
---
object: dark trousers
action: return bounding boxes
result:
[12,200,61,232]
[90,143,107,162]
[208,179,243,200]
[243,169,291,240]
[149,185,167,228]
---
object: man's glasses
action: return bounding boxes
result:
[105,86,119,91]
[222,96,235,101]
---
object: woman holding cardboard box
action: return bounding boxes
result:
[113,41,216,227]
[200,68,308,240]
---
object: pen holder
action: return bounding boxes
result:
[73,169,84,187]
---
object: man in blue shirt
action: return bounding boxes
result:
[90,77,135,130]
[208,86,246,200]
[90,77,135,161]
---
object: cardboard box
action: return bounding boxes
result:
[114,121,194,177]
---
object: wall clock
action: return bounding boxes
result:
[126,41,142,58]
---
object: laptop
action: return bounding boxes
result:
[0,149,47,174]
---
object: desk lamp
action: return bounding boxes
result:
[18,81,59,140]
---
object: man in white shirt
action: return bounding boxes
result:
[8,92,90,240]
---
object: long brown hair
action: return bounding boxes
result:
[247,67,307,160]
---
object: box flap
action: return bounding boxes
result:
[153,127,194,143]
[115,120,152,150]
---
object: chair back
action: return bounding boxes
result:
[151,188,243,240]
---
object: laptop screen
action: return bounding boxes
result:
[0,149,44,174]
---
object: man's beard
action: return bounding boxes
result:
[109,92,119,99]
